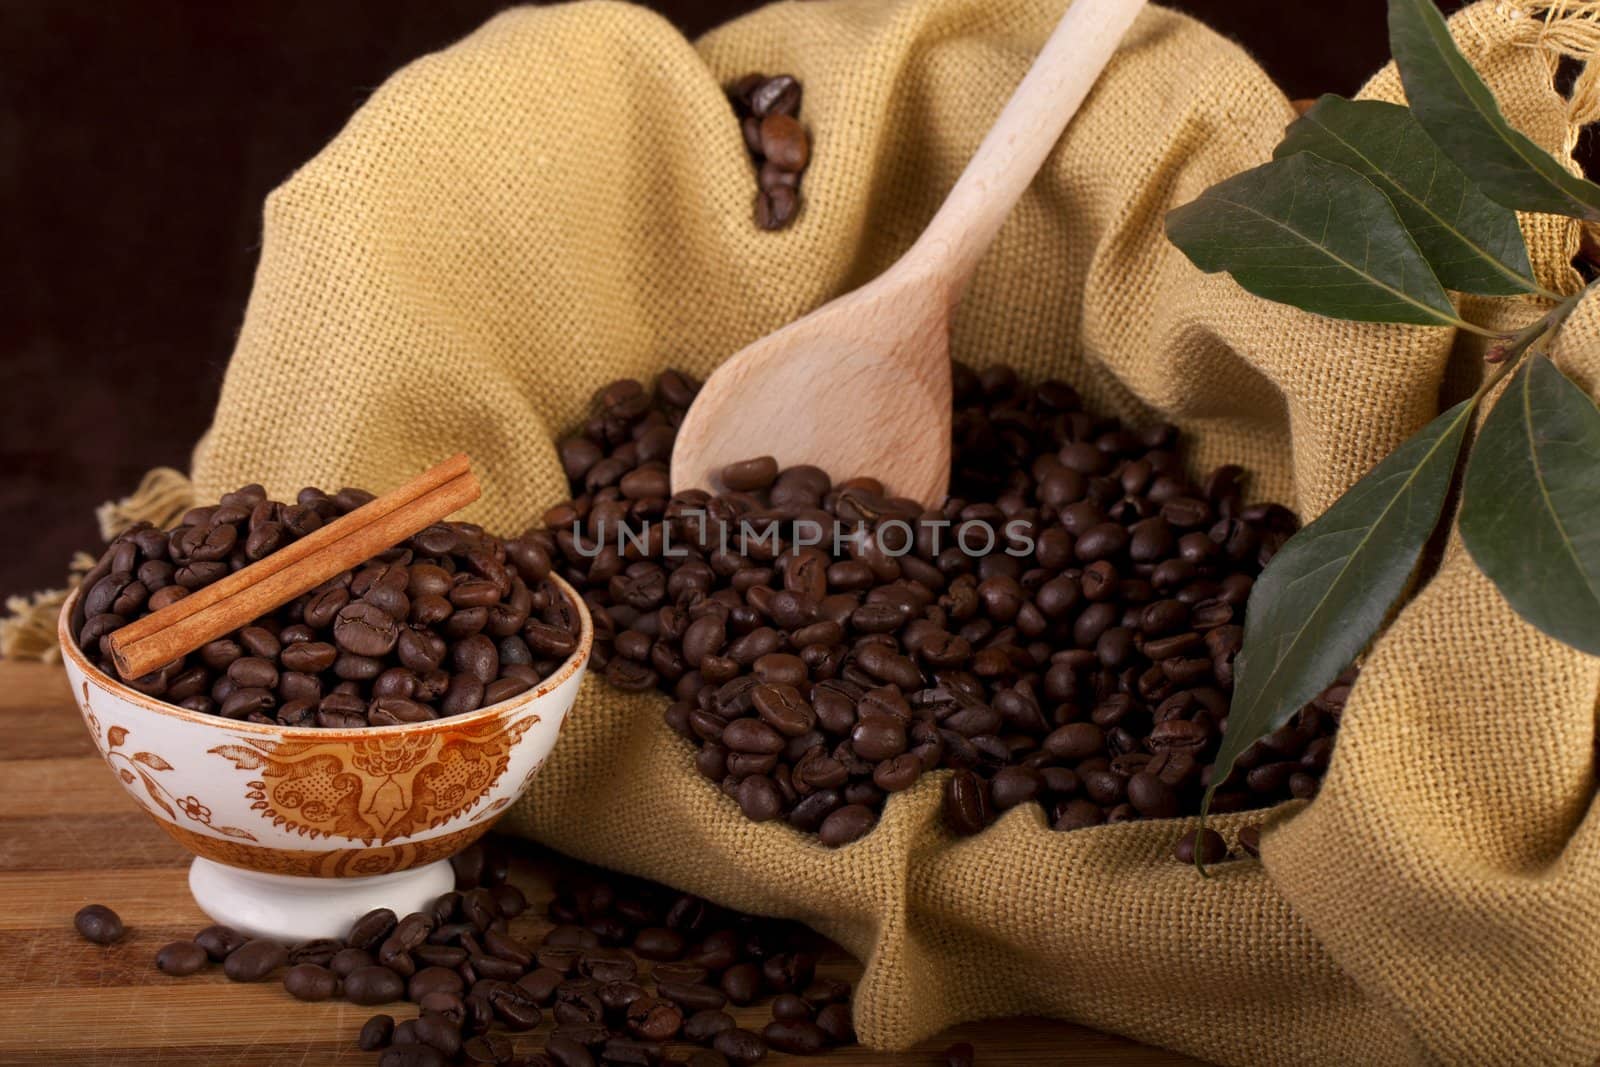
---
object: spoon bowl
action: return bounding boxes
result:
[671,274,954,507]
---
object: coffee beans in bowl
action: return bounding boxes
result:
[530,366,1351,846]
[71,487,580,728]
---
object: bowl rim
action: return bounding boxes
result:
[58,568,594,739]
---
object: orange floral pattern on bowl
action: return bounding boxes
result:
[207,713,538,845]
[159,820,495,877]
[83,701,260,842]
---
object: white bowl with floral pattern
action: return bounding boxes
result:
[58,575,591,941]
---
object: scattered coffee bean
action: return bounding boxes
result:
[284,963,339,1001]
[74,904,125,945]
[154,940,209,976]
[346,965,407,1005]
[685,1008,739,1044]
[223,938,288,982]
[358,1014,395,1051]
[815,1002,855,1044]
[714,1027,769,1064]
[194,923,249,961]
[765,1018,829,1054]
[1238,824,1262,858]
[771,993,812,1021]
[1173,827,1230,865]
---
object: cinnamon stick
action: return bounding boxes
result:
[105,456,481,682]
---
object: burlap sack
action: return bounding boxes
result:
[155,0,1600,1061]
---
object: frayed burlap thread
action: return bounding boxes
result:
[83,0,1600,1062]
[0,468,196,663]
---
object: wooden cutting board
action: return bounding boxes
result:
[0,660,1202,1065]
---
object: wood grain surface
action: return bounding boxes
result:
[0,660,1204,1066]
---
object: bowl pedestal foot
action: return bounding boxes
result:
[188,856,456,942]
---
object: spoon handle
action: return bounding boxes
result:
[899,0,1147,294]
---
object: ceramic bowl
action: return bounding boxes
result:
[58,575,591,941]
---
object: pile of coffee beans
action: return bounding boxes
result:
[72,487,579,728]
[728,74,810,231]
[530,367,1350,847]
[77,840,863,1065]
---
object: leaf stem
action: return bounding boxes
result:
[1456,319,1504,339]
[1481,281,1593,380]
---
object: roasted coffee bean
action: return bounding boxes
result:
[770,993,813,1022]
[754,186,798,230]
[759,113,809,170]
[359,1014,396,1051]
[223,939,288,982]
[685,1008,738,1044]
[554,986,605,1026]
[749,75,800,117]
[462,1032,514,1065]
[721,457,780,492]
[817,803,876,846]
[518,966,565,1004]
[334,599,401,656]
[631,926,686,961]
[1174,828,1229,864]
[625,995,683,1040]
[194,923,248,961]
[944,770,992,835]
[74,904,125,945]
[283,963,338,1001]
[989,765,1041,810]
[409,965,466,1002]
[155,940,209,975]
[580,947,637,983]
[546,1033,598,1067]
[658,978,728,1013]
[346,965,407,1005]
[332,947,375,977]
[349,907,398,950]
[815,1002,855,1044]
[712,1027,769,1065]
[761,953,814,994]
[720,962,762,1005]
[491,984,545,1030]
[764,1019,829,1054]
[802,978,851,1007]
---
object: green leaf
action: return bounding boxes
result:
[1165,153,1462,327]
[1460,354,1600,654]
[1388,0,1600,223]
[1207,398,1477,810]
[1276,96,1538,296]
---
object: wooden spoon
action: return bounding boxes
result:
[671,0,1148,506]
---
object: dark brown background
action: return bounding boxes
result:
[0,0,1494,597]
